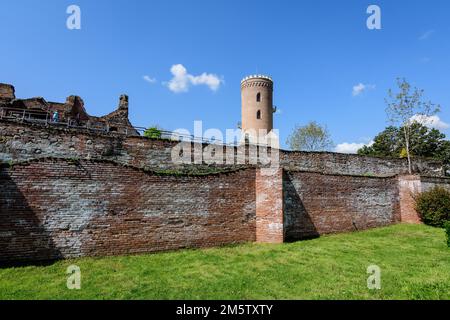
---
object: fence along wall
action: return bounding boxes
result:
[0,159,257,263]
[283,171,401,241]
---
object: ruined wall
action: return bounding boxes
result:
[0,84,15,102]
[0,159,256,263]
[0,120,444,176]
[281,151,443,177]
[420,176,450,192]
[1,120,447,263]
[283,171,401,241]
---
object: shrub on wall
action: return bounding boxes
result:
[415,187,450,227]
[444,221,450,248]
[144,127,162,139]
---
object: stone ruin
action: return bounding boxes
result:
[0,83,138,136]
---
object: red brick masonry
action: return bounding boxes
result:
[0,159,257,263]
[2,158,450,263]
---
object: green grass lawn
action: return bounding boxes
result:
[0,224,449,300]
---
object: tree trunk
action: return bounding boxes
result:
[404,126,412,175]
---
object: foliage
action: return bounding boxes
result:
[415,187,450,227]
[358,126,401,158]
[385,78,441,174]
[286,121,334,152]
[144,126,162,139]
[358,123,450,165]
[444,221,450,248]
[0,224,449,299]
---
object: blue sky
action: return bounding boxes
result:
[1,0,450,151]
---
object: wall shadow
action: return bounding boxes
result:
[283,172,319,242]
[0,165,61,268]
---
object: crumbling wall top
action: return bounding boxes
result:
[0,83,15,101]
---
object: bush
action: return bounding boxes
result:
[444,221,450,248]
[144,127,162,139]
[415,187,450,227]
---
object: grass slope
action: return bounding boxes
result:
[0,224,449,300]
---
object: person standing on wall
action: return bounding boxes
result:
[52,111,59,123]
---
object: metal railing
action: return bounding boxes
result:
[0,107,240,146]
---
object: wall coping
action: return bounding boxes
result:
[0,157,256,178]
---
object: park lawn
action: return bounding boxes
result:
[0,224,449,300]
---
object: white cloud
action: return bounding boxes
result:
[410,114,449,130]
[143,75,157,84]
[419,30,435,40]
[335,141,374,154]
[167,64,223,93]
[352,83,375,96]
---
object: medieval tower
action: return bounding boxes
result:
[241,75,276,144]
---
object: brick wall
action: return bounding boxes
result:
[255,168,284,243]
[0,84,15,102]
[397,175,450,224]
[1,120,449,263]
[283,171,401,241]
[280,151,443,177]
[0,159,256,263]
[420,176,450,192]
[0,120,443,177]
[398,175,422,224]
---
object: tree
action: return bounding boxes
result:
[357,122,450,174]
[436,140,450,174]
[358,122,447,158]
[144,126,163,139]
[385,78,440,174]
[287,121,334,151]
[358,126,400,158]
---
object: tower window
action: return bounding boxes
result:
[256,92,261,102]
[257,110,261,120]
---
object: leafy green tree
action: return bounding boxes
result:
[358,126,401,158]
[358,122,447,158]
[436,140,450,174]
[358,122,450,174]
[385,78,440,174]
[287,121,334,151]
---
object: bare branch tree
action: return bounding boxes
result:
[385,78,440,174]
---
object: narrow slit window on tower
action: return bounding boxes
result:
[257,110,261,120]
[256,92,261,102]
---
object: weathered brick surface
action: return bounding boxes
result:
[0,120,444,176]
[283,171,401,240]
[280,151,443,177]
[420,176,450,192]
[2,120,450,264]
[0,159,256,263]
[398,175,422,224]
[397,175,450,224]
[256,169,284,243]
